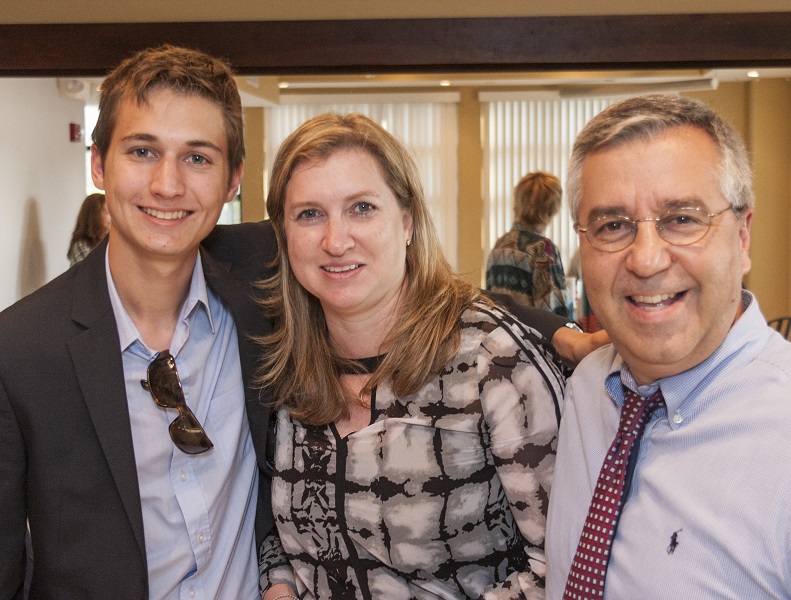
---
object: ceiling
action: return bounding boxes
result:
[239,67,791,106]
[57,67,791,106]
[274,67,791,92]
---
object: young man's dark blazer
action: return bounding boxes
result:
[0,220,277,600]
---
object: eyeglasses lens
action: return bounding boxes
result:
[583,207,723,252]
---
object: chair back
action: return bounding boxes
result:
[768,317,791,340]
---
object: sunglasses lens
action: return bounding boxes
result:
[169,412,214,455]
[147,355,183,409]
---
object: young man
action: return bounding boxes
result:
[546,94,791,598]
[0,45,276,599]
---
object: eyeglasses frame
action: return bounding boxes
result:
[575,205,738,253]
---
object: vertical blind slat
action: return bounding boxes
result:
[481,97,619,272]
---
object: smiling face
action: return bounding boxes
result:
[578,125,752,384]
[91,87,242,269]
[283,148,414,326]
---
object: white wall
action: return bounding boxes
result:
[0,79,86,311]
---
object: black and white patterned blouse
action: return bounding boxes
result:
[260,302,566,599]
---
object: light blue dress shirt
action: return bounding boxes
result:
[106,251,259,600]
[547,291,791,599]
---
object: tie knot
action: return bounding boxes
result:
[619,388,665,434]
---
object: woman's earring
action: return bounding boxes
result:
[406,239,411,247]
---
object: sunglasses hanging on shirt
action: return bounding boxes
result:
[140,350,214,455]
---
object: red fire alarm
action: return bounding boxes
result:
[69,123,84,143]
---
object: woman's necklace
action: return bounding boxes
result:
[339,354,386,375]
[339,354,386,409]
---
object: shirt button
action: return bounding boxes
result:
[189,590,196,598]
[198,533,205,543]
[672,412,683,424]
[180,472,187,481]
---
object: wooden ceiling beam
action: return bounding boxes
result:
[1,13,789,77]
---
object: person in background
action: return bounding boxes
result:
[257,113,567,600]
[486,171,575,319]
[546,94,791,598]
[565,248,602,334]
[67,192,111,265]
[0,45,276,599]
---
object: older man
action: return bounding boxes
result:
[546,94,791,598]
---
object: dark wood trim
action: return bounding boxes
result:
[1,13,790,77]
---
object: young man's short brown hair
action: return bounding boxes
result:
[92,45,244,180]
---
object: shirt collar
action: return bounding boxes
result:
[106,247,214,354]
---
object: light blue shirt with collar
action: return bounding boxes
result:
[106,250,259,600]
[547,291,791,599]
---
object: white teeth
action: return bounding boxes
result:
[141,207,188,220]
[323,264,359,273]
[632,293,678,304]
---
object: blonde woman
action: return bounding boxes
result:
[257,113,568,600]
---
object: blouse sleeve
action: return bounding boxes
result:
[476,307,566,599]
[258,529,297,594]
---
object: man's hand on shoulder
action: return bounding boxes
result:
[551,326,610,366]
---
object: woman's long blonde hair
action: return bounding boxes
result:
[257,113,482,425]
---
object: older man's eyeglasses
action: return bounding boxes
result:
[576,206,735,253]
[140,350,214,455]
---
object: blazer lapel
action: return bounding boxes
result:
[201,248,274,535]
[67,240,147,563]
[200,248,270,402]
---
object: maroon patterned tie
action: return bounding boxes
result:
[563,387,665,599]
